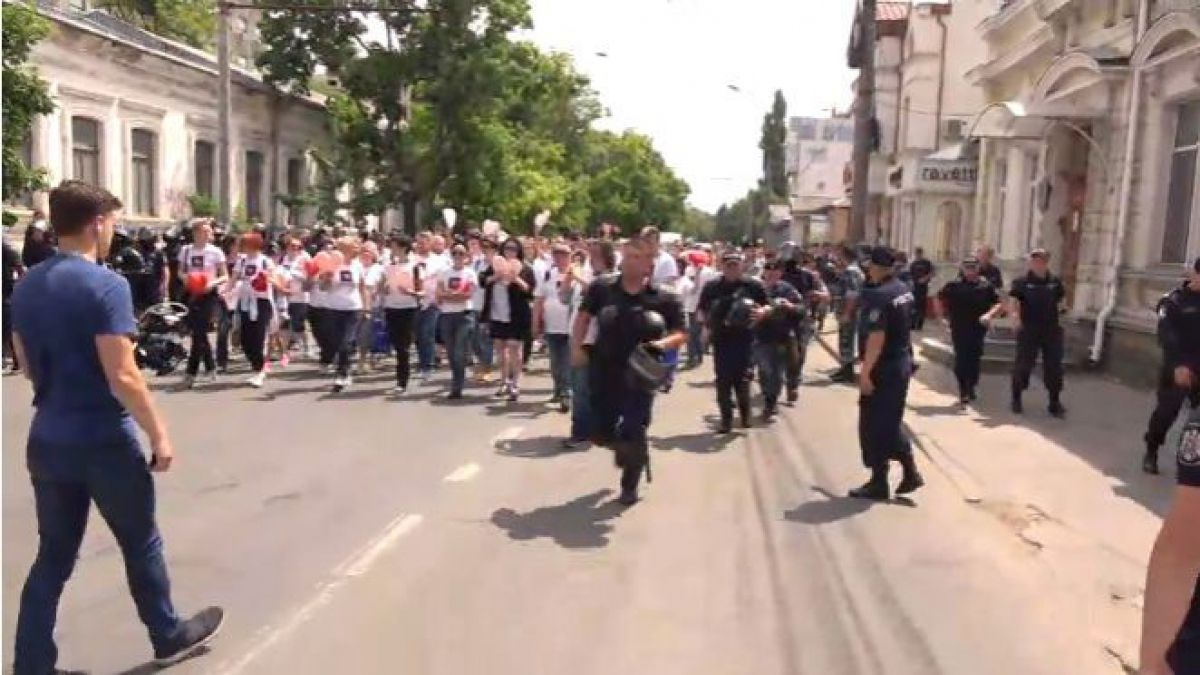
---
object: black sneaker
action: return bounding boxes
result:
[786,388,798,405]
[1010,396,1023,414]
[1143,447,1160,475]
[558,399,570,414]
[617,488,639,506]
[848,480,890,501]
[446,391,464,400]
[896,471,925,495]
[154,607,224,667]
[716,419,733,435]
[1048,401,1066,418]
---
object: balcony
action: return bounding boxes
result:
[977,0,1038,39]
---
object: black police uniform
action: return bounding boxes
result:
[937,275,1000,401]
[1168,409,1200,672]
[853,273,922,499]
[698,276,769,429]
[909,256,934,330]
[1010,271,1066,413]
[1143,281,1200,473]
[980,262,1003,290]
[582,276,685,502]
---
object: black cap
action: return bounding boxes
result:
[868,246,896,267]
[763,259,783,271]
[1029,248,1050,260]
[962,255,980,266]
[722,251,745,263]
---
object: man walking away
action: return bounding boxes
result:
[909,247,934,330]
[1009,248,1067,417]
[938,256,1002,405]
[11,181,223,674]
[1142,257,1200,474]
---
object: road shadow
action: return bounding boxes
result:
[428,393,493,407]
[491,489,625,549]
[908,402,968,417]
[113,645,212,674]
[496,435,587,458]
[783,486,913,524]
[483,400,553,420]
[653,430,739,454]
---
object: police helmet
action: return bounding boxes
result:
[778,241,798,262]
[137,227,157,244]
[725,297,757,329]
[639,309,666,342]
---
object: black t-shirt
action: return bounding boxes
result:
[697,276,769,344]
[1010,272,1065,329]
[757,280,804,344]
[860,277,915,363]
[938,276,1000,331]
[582,276,685,365]
[910,258,934,287]
[980,263,1003,290]
[783,262,820,298]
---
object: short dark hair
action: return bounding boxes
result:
[593,240,617,270]
[388,234,413,252]
[640,226,661,241]
[625,233,654,251]
[49,181,122,237]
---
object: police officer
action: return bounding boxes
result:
[938,256,1003,405]
[1142,257,1200,474]
[1009,248,1067,417]
[698,251,770,433]
[783,251,830,402]
[1138,405,1200,674]
[757,260,803,419]
[573,234,686,506]
[831,245,865,383]
[909,247,935,330]
[851,246,924,500]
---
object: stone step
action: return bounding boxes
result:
[919,336,1084,373]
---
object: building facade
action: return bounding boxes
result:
[964,0,1200,381]
[785,115,855,245]
[6,1,331,230]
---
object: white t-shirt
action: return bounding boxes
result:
[416,254,448,308]
[362,262,384,308]
[489,279,512,323]
[653,250,679,285]
[531,257,550,292]
[536,267,580,335]
[381,261,420,310]
[179,243,227,282]
[282,252,311,304]
[324,260,365,311]
[232,253,276,306]
[685,265,718,313]
[437,266,478,314]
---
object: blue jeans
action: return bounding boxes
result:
[472,314,493,368]
[662,347,680,388]
[326,309,360,377]
[438,311,474,395]
[570,361,592,441]
[545,333,572,400]
[416,305,440,374]
[755,341,786,406]
[16,438,181,673]
[686,312,705,366]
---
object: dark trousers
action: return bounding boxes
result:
[15,438,181,674]
[714,340,753,422]
[385,307,417,388]
[288,302,309,337]
[438,311,474,395]
[215,304,232,370]
[415,306,440,373]
[1012,327,1064,400]
[311,307,332,365]
[238,299,274,373]
[858,359,914,469]
[1144,364,1200,449]
[590,363,654,492]
[951,325,986,397]
[545,333,572,400]
[184,291,217,376]
[3,297,17,370]
[685,312,705,366]
[786,326,808,391]
[837,317,857,368]
[755,341,787,406]
[912,284,929,330]
[326,310,360,377]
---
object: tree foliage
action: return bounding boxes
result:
[94,0,216,48]
[714,185,769,244]
[760,89,788,200]
[2,2,55,226]
[257,0,689,233]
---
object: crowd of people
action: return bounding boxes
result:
[3,180,1199,674]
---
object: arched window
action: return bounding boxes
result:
[131,129,156,216]
[71,117,101,185]
[936,201,963,262]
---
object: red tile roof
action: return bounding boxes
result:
[877,2,911,21]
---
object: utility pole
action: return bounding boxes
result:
[216,1,233,226]
[849,0,876,244]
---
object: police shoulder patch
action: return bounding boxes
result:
[1179,417,1200,466]
[868,308,881,322]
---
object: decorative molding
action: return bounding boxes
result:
[56,84,115,106]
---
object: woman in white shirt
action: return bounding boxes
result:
[355,242,385,373]
[177,219,229,388]
[281,236,312,357]
[229,233,286,388]
[436,243,479,399]
[380,234,422,395]
[480,238,536,402]
[319,237,370,392]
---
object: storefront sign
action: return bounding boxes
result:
[917,159,978,193]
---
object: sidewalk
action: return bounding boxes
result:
[812,330,1178,667]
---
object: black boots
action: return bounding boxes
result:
[830,365,856,383]
[896,454,925,495]
[1143,443,1160,475]
[1048,396,1066,418]
[717,416,733,435]
[1011,393,1024,414]
[849,466,890,501]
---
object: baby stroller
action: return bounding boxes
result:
[135,302,190,376]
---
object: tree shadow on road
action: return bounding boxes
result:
[491,489,625,549]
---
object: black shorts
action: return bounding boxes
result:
[490,320,528,342]
[288,302,309,333]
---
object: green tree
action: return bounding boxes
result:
[2,2,55,227]
[95,0,216,48]
[760,90,788,200]
[714,185,769,244]
[678,206,716,241]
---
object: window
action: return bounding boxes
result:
[943,120,965,144]
[822,124,837,141]
[10,132,35,207]
[131,129,156,216]
[807,146,828,162]
[71,117,101,185]
[796,122,816,141]
[993,159,1008,247]
[245,150,264,220]
[936,201,964,261]
[286,157,303,225]
[1162,101,1199,263]
[1024,152,1040,251]
[194,140,215,197]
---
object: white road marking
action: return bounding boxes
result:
[443,462,482,483]
[215,512,424,675]
[492,425,524,445]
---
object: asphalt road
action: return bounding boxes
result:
[2,348,1124,675]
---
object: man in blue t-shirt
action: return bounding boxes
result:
[10,181,223,674]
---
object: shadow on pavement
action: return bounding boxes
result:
[496,435,587,458]
[653,430,739,454]
[490,489,624,549]
[113,645,212,674]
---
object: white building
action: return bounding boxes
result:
[6,0,332,230]
[963,0,1200,381]
[784,115,855,244]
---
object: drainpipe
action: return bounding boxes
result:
[1088,0,1147,365]
[933,5,949,151]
